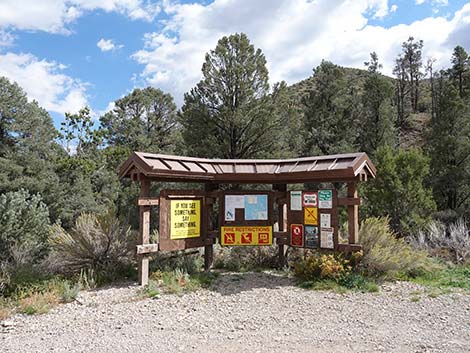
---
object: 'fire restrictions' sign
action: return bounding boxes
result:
[170,200,201,239]
[221,226,272,246]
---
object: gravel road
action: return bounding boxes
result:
[1,271,469,353]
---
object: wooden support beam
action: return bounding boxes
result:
[137,197,160,206]
[347,182,359,245]
[273,184,287,268]
[204,183,217,271]
[138,178,151,286]
[136,244,159,254]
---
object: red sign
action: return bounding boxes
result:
[291,224,304,247]
[258,232,269,244]
[303,192,318,207]
[240,232,252,244]
[224,233,235,244]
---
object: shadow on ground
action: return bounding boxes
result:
[209,270,296,296]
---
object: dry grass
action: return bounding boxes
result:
[18,291,60,315]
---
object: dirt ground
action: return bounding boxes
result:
[1,271,469,352]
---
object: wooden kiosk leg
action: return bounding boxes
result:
[347,182,359,244]
[273,184,287,268]
[138,178,151,286]
[204,183,217,271]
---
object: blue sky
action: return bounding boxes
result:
[0,0,469,128]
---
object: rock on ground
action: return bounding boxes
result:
[1,271,469,353]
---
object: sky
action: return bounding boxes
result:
[0,0,469,127]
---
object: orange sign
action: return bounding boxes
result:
[221,226,272,246]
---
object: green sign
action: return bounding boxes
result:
[318,190,332,209]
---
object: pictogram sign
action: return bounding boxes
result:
[304,207,318,225]
[290,224,304,247]
[221,226,272,246]
[303,192,318,207]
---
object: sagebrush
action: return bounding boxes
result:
[359,217,433,278]
[47,211,136,280]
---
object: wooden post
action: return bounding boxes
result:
[273,184,287,268]
[204,183,217,271]
[347,182,359,244]
[138,177,151,286]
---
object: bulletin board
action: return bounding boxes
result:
[288,189,339,250]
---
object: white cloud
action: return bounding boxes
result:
[0,52,88,114]
[390,4,398,13]
[97,38,123,52]
[132,0,470,105]
[415,0,449,6]
[0,0,161,34]
[0,30,14,47]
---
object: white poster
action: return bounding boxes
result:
[290,191,302,211]
[225,195,245,221]
[320,228,334,249]
[320,213,331,228]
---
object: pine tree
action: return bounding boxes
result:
[100,87,178,154]
[360,52,396,156]
[179,33,282,159]
[302,60,360,156]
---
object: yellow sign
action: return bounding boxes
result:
[304,207,318,225]
[221,226,272,246]
[170,200,201,239]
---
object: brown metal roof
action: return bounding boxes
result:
[118,152,376,183]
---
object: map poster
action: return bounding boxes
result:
[305,226,319,248]
[290,191,302,211]
[320,213,331,228]
[225,195,245,221]
[170,200,201,239]
[318,190,333,209]
[244,194,268,221]
[320,227,334,249]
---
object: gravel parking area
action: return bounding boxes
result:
[1,271,469,352]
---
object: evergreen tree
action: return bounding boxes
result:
[362,146,436,235]
[449,45,469,98]
[100,87,178,154]
[179,33,282,159]
[360,52,396,155]
[427,71,470,218]
[302,60,360,156]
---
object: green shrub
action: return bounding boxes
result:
[361,147,436,236]
[359,217,433,278]
[48,210,135,281]
[0,190,51,295]
[294,253,351,281]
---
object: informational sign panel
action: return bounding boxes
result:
[320,213,331,228]
[221,226,272,246]
[318,190,333,209]
[320,227,334,249]
[170,200,201,239]
[305,226,319,248]
[224,194,268,221]
[303,192,318,207]
[225,195,244,221]
[290,224,304,247]
[244,194,268,221]
[290,191,302,211]
[304,207,318,225]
